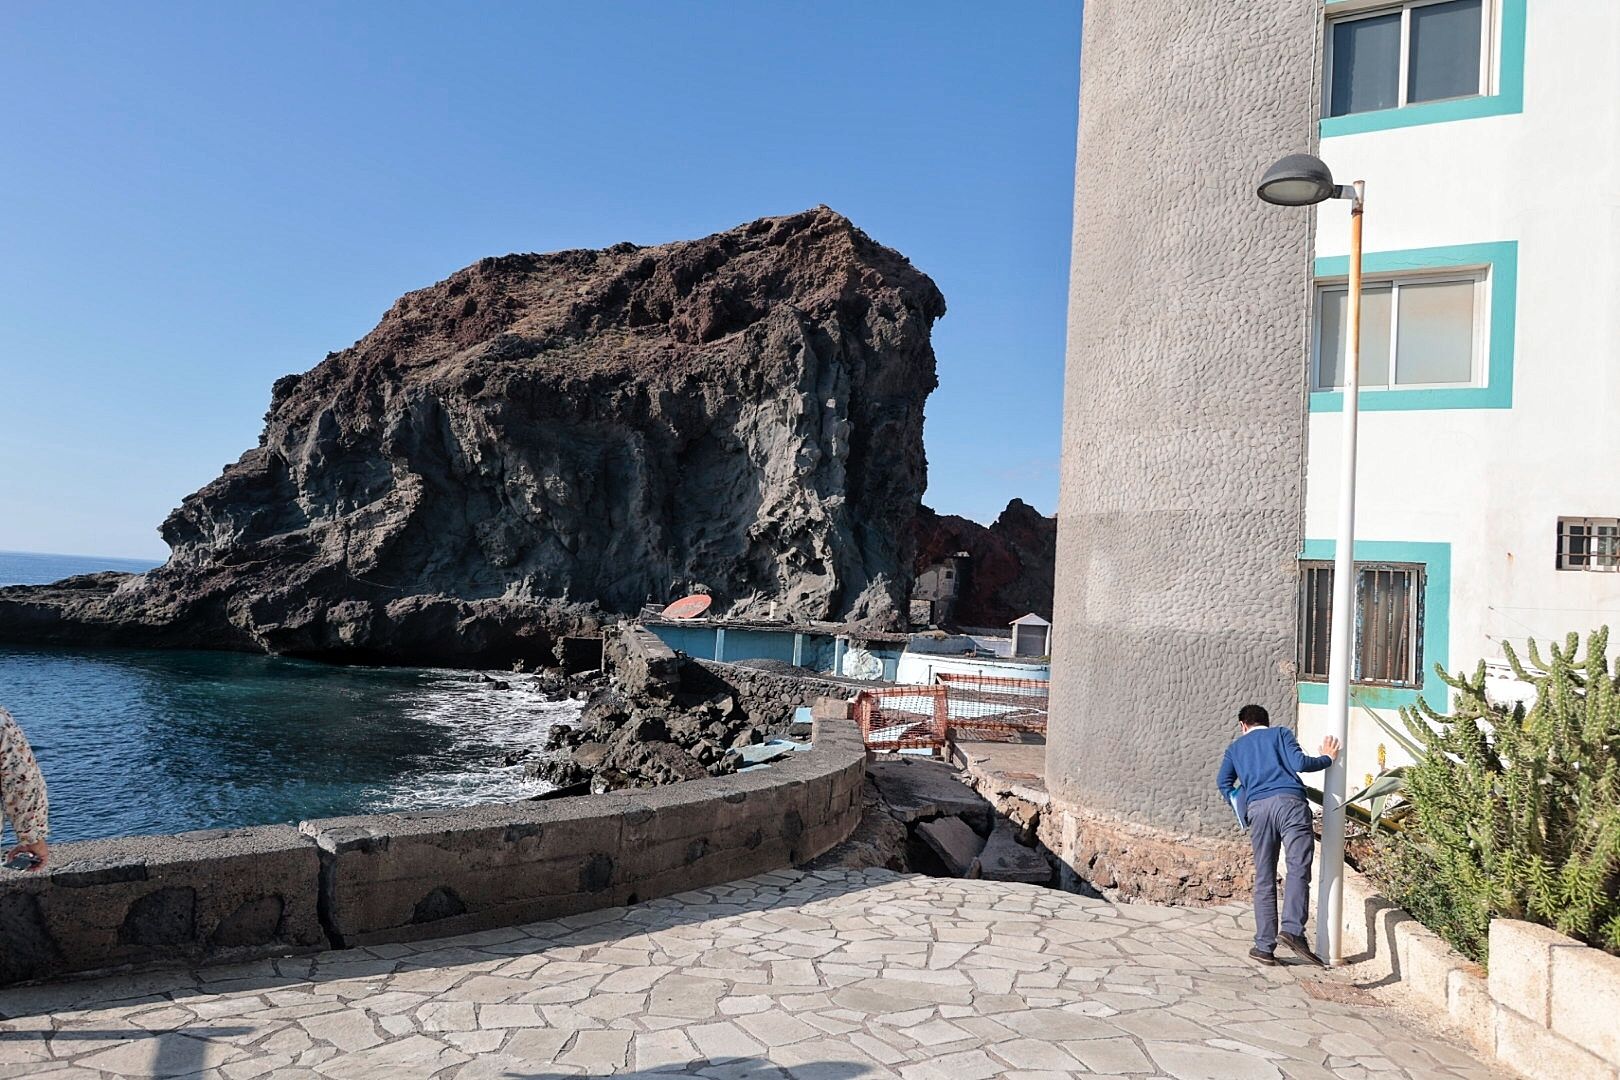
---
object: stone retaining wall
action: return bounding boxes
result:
[1035,803,1253,906]
[605,624,682,701]
[609,621,856,731]
[0,700,863,986]
[1330,864,1620,1079]
[0,826,324,986]
[688,659,852,729]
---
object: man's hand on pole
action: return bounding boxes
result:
[1320,735,1342,761]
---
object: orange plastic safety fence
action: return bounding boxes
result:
[853,685,949,756]
[936,673,1049,741]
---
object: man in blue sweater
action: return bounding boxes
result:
[1216,704,1340,967]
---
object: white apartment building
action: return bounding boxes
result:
[1295,0,1620,777]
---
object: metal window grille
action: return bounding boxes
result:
[1299,564,1335,681]
[1557,517,1620,572]
[1298,561,1425,687]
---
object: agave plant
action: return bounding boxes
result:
[1345,757,1410,832]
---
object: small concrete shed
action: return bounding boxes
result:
[1010,613,1052,658]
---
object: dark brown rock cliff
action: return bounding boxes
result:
[0,209,946,665]
[913,498,1056,628]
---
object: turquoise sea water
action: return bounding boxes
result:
[0,553,573,844]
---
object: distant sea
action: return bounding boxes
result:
[0,550,163,587]
[0,550,573,843]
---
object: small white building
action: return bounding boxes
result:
[893,630,1050,685]
[1011,614,1052,658]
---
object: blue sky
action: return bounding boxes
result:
[0,3,1080,560]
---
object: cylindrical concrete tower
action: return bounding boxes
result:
[1044,1,1321,903]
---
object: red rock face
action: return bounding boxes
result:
[912,499,1056,629]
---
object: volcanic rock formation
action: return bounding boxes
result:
[0,209,946,666]
[912,498,1057,628]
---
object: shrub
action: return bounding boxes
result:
[1363,831,1490,963]
[1377,628,1620,961]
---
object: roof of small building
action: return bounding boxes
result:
[1010,613,1052,627]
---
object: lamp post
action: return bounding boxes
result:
[1257,153,1364,966]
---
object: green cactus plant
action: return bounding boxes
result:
[1373,628,1620,961]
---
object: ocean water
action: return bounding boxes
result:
[0,553,576,844]
[0,550,163,587]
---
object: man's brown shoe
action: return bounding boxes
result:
[1279,931,1328,968]
[1248,946,1278,965]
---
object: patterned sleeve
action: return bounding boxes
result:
[0,707,48,844]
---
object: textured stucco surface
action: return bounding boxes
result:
[1048,2,1319,843]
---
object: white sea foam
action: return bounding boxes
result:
[362,670,584,816]
[0,646,591,841]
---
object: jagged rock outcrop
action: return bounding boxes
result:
[0,209,945,665]
[912,498,1056,628]
[528,627,816,791]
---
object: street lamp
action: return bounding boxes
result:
[1257,152,1364,967]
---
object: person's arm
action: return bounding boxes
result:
[1,708,49,868]
[1216,746,1239,800]
[1282,728,1337,774]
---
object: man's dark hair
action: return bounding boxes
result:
[1238,704,1270,728]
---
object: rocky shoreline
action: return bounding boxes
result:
[508,624,1058,888]
[519,626,847,792]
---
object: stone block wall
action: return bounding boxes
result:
[1488,920,1620,1078]
[1325,863,1620,1079]
[604,625,683,701]
[0,826,323,986]
[0,701,863,986]
[688,659,851,730]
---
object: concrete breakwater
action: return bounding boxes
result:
[0,699,863,987]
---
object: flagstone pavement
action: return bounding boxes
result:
[0,868,1506,1080]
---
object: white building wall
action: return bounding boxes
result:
[894,652,1050,686]
[1299,4,1620,782]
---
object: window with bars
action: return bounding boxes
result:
[1326,0,1489,118]
[1557,517,1620,572]
[1299,561,1425,687]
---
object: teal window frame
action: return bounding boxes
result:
[1321,0,1526,137]
[1297,539,1451,711]
[1311,240,1516,412]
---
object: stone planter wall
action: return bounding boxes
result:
[1333,864,1620,1079]
[687,659,851,728]
[0,700,863,987]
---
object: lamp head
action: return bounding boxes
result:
[1256,153,1338,207]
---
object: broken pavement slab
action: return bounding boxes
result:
[866,756,993,834]
[972,820,1053,885]
[916,817,987,877]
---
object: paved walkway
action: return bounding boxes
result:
[0,869,1503,1080]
